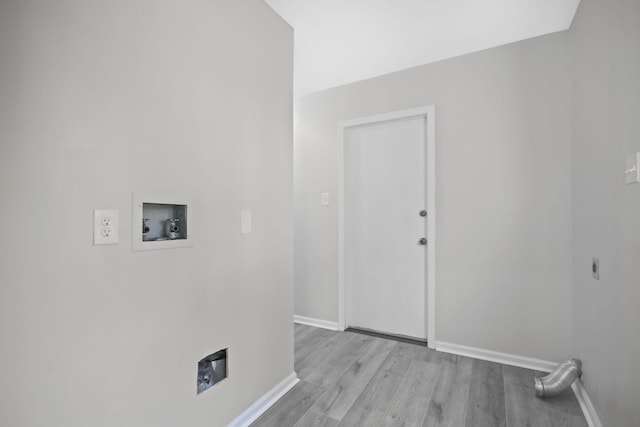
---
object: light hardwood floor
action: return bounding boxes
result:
[251,324,587,427]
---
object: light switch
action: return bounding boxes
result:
[321,193,330,206]
[240,209,252,234]
[625,152,640,184]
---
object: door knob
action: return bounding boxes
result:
[419,210,427,217]
[419,238,427,245]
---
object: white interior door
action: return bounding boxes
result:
[345,117,427,340]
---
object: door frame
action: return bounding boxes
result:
[337,105,436,348]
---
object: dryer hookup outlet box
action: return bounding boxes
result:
[197,349,228,394]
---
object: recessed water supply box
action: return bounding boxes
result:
[197,349,228,394]
[142,204,186,241]
[132,193,193,251]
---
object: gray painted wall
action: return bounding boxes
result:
[294,33,573,362]
[570,0,640,425]
[0,1,293,426]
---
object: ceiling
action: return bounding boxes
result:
[264,0,580,97]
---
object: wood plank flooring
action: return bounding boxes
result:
[251,325,587,427]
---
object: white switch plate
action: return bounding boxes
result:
[321,193,330,206]
[240,209,252,234]
[94,209,119,245]
[625,152,640,184]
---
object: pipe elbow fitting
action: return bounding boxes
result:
[534,358,582,398]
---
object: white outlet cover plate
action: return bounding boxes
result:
[94,209,119,245]
[625,152,640,184]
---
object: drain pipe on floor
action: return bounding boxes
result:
[534,358,582,397]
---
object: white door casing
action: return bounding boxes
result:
[338,106,436,348]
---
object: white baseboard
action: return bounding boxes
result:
[572,380,603,427]
[294,315,339,331]
[228,372,299,427]
[435,341,557,373]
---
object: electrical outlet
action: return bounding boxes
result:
[94,209,119,245]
